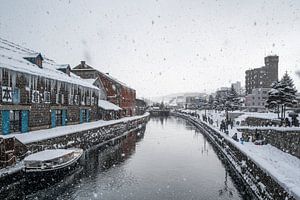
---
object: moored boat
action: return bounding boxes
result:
[23,148,83,182]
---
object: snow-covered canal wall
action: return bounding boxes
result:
[0,113,149,183]
[172,112,297,200]
[24,113,150,153]
[238,127,300,159]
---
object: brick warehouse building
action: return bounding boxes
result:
[0,39,102,135]
[245,55,279,95]
[72,61,136,117]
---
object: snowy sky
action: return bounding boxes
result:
[0,0,300,98]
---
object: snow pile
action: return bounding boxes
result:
[24,149,76,162]
[0,161,24,178]
[98,100,122,111]
[235,112,279,122]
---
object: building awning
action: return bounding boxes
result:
[98,100,122,111]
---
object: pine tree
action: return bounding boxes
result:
[281,71,297,106]
[225,85,239,111]
[208,95,214,108]
[266,81,281,118]
[280,72,297,118]
[266,72,297,119]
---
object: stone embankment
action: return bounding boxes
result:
[172,112,296,200]
[0,113,150,184]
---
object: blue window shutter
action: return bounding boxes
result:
[62,110,67,126]
[2,110,10,135]
[86,110,90,122]
[51,110,56,128]
[79,109,83,124]
[21,110,29,133]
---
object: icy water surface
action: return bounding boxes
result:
[14,117,247,199]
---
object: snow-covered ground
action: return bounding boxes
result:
[0,161,24,179]
[182,109,300,199]
[3,113,149,144]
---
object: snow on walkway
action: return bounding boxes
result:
[3,113,149,144]
[186,110,300,199]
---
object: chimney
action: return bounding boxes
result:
[81,61,86,68]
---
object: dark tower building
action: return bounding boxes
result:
[245,55,279,95]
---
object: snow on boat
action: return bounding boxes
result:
[23,148,83,182]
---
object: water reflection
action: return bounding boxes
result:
[1,117,250,199]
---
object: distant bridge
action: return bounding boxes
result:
[148,109,170,117]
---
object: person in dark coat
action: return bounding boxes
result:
[232,133,238,141]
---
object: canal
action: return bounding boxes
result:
[4,116,248,199]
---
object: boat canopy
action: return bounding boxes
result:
[24,149,76,162]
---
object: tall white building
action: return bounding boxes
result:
[231,81,242,95]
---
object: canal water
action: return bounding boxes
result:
[4,116,247,199]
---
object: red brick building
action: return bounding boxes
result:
[72,61,136,116]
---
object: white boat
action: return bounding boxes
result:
[24,148,83,182]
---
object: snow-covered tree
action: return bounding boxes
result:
[266,72,297,119]
[281,72,297,106]
[225,85,240,111]
[208,95,214,108]
[214,92,225,110]
[266,81,281,118]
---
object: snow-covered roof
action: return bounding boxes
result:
[98,99,122,111]
[101,72,134,90]
[0,38,98,90]
[73,62,134,91]
[23,52,43,59]
[24,149,76,162]
[56,64,70,69]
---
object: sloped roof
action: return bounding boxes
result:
[73,62,135,91]
[98,99,122,111]
[0,38,98,90]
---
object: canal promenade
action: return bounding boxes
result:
[174,110,300,200]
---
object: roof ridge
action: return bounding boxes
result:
[0,37,56,64]
[0,37,36,54]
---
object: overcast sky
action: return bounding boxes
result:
[0,0,299,97]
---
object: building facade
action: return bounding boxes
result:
[245,55,278,95]
[135,99,147,115]
[245,88,270,111]
[0,39,100,135]
[72,61,136,117]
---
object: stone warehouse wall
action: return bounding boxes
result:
[239,128,300,159]
[29,103,51,129]
[172,112,296,200]
[25,115,150,154]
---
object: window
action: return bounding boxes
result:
[81,109,87,122]
[10,110,21,133]
[55,110,62,126]
[44,91,50,103]
[31,90,40,103]
[69,94,74,105]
